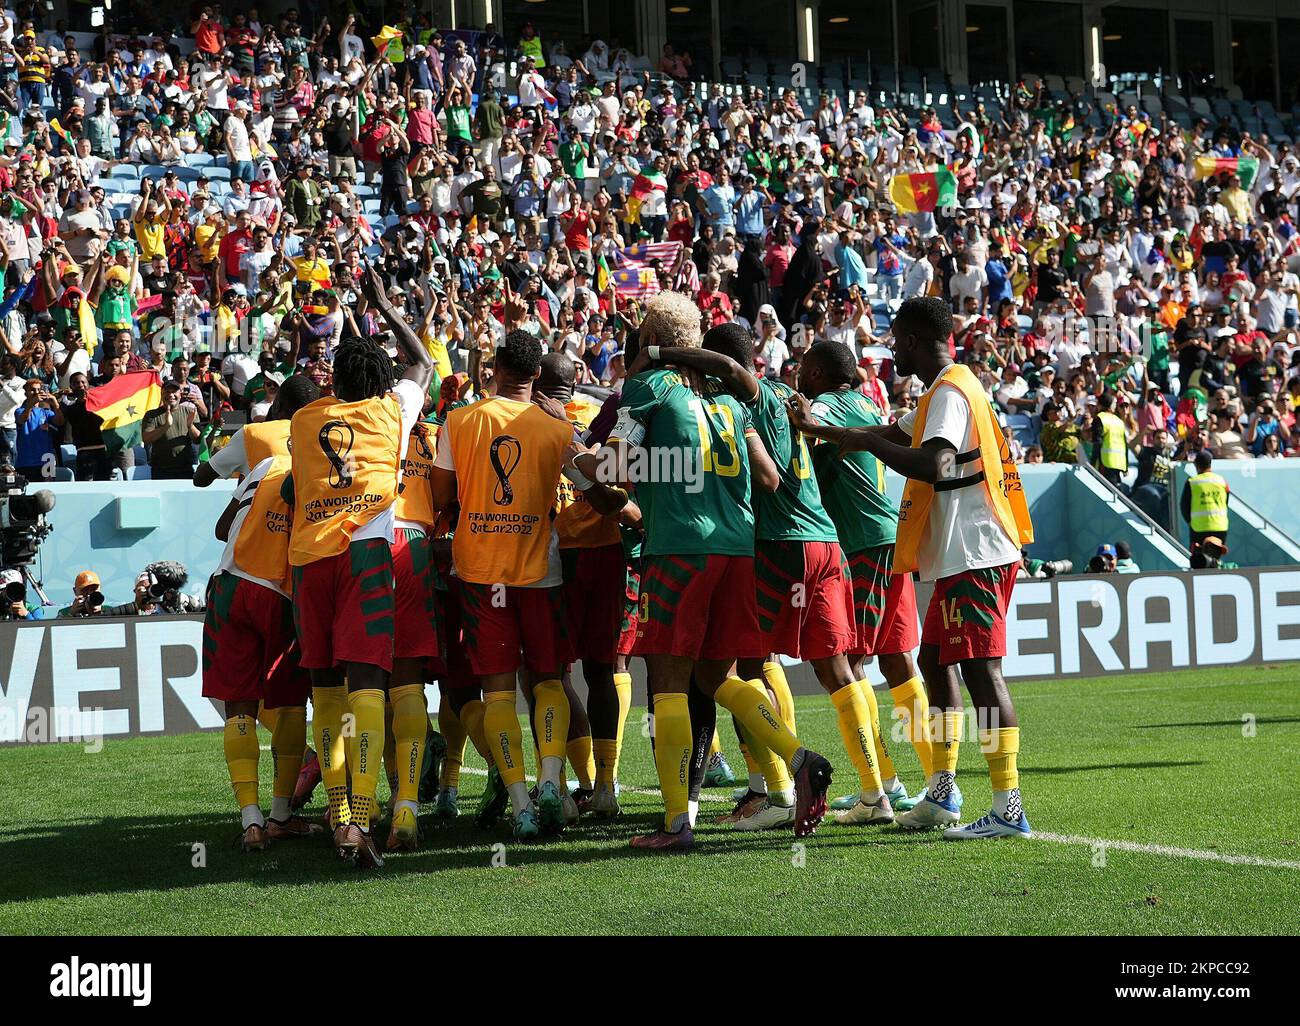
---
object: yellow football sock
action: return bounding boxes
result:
[382,700,397,793]
[856,680,897,783]
[269,706,307,802]
[739,738,760,776]
[438,699,467,789]
[935,709,964,775]
[567,735,596,790]
[223,714,260,810]
[763,660,797,734]
[737,687,793,795]
[651,691,692,831]
[483,691,526,787]
[708,732,721,757]
[714,676,800,766]
[312,686,351,827]
[532,678,570,763]
[611,671,633,778]
[460,698,490,761]
[256,702,278,733]
[830,685,882,795]
[346,689,386,832]
[889,675,934,779]
[594,738,618,787]
[390,684,427,805]
[982,727,1020,791]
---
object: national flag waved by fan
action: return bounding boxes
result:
[86,370,163,454]
[371,25,403,57]
[614,241,683,267]
[1193,154,1259,189]
[611,265,661,300]
[630,169,666,199]
[889,168,957,214]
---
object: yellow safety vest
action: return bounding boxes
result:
[895,364,1034,575]
[1188,471,1229,533]
[520,36,545,68]
[1097,411,1128,471]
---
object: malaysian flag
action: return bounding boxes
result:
[614,241,684,267]
[610,265,662,300]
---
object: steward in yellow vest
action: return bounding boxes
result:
[1181,450,1229,544]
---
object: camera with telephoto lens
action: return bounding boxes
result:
[143,560,202,614]
[0,465,56,568]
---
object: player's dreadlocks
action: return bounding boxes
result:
[333,335,396,402]
[807,339,859,389]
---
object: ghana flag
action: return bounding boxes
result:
[889,168,957,214]
[86,370,163,454]
[1192,154,1259,189]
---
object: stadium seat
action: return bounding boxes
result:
[60,444,77,465]
[109,164,140,179]
[205,166,232,181]
[126,466,152,481]
[185,152,214,167]
[51,466,74,482]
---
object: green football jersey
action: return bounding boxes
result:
[616,368,755,557]
[808,387,898,551]
[749,378,840,543]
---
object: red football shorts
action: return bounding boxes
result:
[202,572,310,708]
[392,528,443,667]
[634,553,765,662]
[561,542,626,664]
[921,561,1018,666]
[755,539,855,660]
[437,578,478,692]
[291,537,395,673]
[846,544,920,657]
[458,581,575,677]
[617,564,641,658]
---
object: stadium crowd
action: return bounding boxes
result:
[0,6,1296,495]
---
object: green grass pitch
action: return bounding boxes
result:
[2,664,1298,935]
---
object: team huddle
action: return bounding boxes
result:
[198,283,1035,866]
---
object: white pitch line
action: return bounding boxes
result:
[456,767,1300,869]
[1029,831,1300,871]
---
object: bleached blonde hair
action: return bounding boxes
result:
[639,290,703,349]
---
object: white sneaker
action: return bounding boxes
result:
[588,786,621,818]
[731,798,797,832]
[943,810,1032,840]
[895,793,961,831]
[833,795,895,826]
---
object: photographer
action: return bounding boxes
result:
[56,570,107,618]
[0,568,35,621]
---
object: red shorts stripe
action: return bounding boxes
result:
[634,554,765,662]
[202,572,310,707]
[921,562,1018,665]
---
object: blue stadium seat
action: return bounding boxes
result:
[185,152,215,167]
[205,166,232,181]
[108,164,140,179]
[126,466,152,481]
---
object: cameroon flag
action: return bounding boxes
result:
[596,253,612,294]
[86,370,163,455]
[889,168,957,214]
[1192,154,1259,189]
